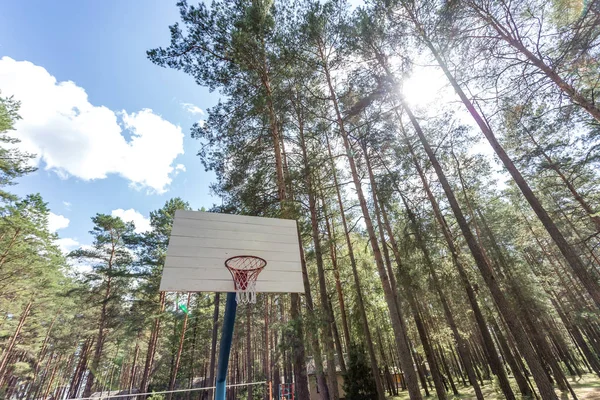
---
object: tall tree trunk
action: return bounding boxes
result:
[369,142,488,398]
[204,292,220,400]
[29,312,58,397]
[376,327,396,396]
[167,293,191,400]
[289,293,310,400]
[412,348,431,396]
[42,354,62,400]
[0,299,33,381]
[129,339,140,393]
[83,231,119,398]
[140,291,166,398]
[296,224,331,400]
[490,316,538,397]
[551,296,600,376]
[319,191,351,353]
[324,134,386,400]
[187,300,200,400]
[362,145,447,398]
[297,111,340,400]
[283,116,330,399]
[69,338,94,399]
[471,203,579,396]
[412,304,448,400]
[397,194,485,400]
[437,345,458,396]
[407,15,600,308]
[398,97,558,399]
[263,65,310,400]
[396,123,517,399]
[317,37,422,400]
[329,299,347,374]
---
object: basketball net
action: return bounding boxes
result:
[225,256,267,304]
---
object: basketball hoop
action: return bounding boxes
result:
[225,255,267,304]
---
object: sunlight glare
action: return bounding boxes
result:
[402,66,446,107]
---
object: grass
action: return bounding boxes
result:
[388,374,600,400]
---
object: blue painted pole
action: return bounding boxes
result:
[215,292,237,400]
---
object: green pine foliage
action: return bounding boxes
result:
[0,94,35,202]
[2,1,600,399]
[343,344,378,400]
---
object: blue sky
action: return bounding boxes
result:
[0,1,222,250]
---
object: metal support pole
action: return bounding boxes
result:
[215,292,237,400]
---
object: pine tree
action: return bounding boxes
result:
[0,94,35,202]
[69,214,139,397]
[343,344,377,400]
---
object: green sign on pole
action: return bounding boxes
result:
[179,303,189,315]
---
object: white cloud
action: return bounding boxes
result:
[111,208,151,233]
[181,102,205,115]
[0,57,184,193]
[63,201,71,209]
[54,237,79,254]
[175,164,186,172]
[48,212,70,232]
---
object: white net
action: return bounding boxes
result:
[225,256,266,304]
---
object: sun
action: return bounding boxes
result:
[401,65,448,107]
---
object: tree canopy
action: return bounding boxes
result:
[1,1,600,400]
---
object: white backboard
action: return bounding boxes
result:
[159,210,305,293]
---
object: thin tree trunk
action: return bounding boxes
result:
[329,299,347,374]
[472,204,578,396]
[187,300,200,400]
[437,346,458,396]
[30,312,58,395]
[129,340,140,393]
[205,292,220,400]
[297,109,340,400]
[261,47,310,399]
[167,293,191,400]
[468,1,600,122]
[449,344,467,387]
[397,123,516,399]
[296,224,331,400]
[140,291,166,398]
[324,134,386,400]
[42,354,62,400]
[83,231,120,398]
[319,192,351,353]
[318,37,422,400]
[398,97,558,399]
[412,348,431,396]
[69,338,94,399]
[376,326,396,396]
[371,131,485,397]
[521,126,600,231]
[363,146,447,399]
[412,304,448,400]
[552,296,600,376]
[413,18,600,308]
[396,193,485,400]
[0,299,33,380]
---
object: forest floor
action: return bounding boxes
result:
[389,374,600,399]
